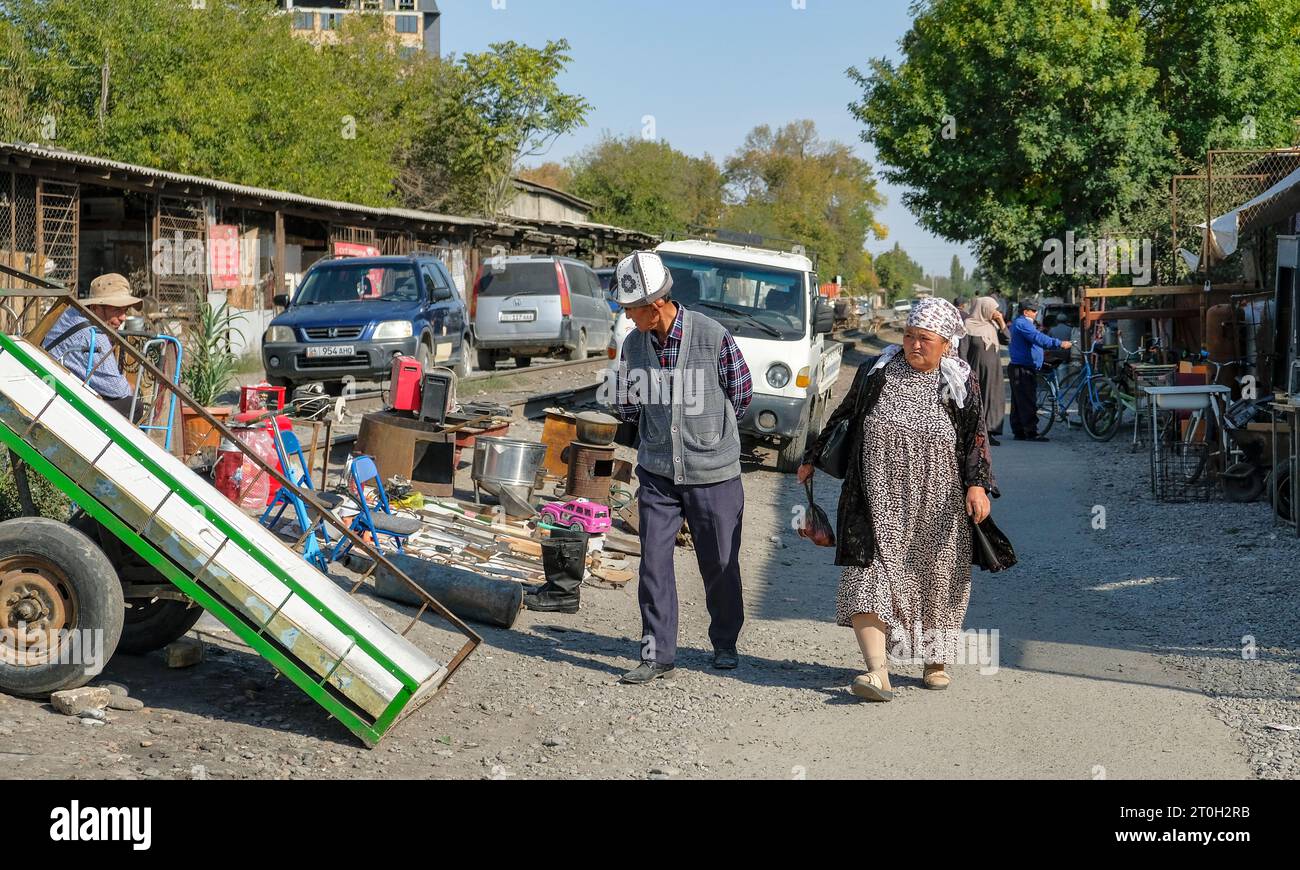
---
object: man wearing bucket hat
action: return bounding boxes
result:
[41,272,143,419]
[608,251,753,684]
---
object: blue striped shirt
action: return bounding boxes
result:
[41,309,133,399]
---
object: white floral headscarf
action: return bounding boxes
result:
[872,297,973,408]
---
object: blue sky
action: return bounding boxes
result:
[439,0,974,277]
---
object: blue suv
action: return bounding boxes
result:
[262,254,472,391]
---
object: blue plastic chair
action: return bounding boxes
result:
[330,456,422,562]
[259,428,337,571]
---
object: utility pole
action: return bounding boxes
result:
[98,50,109,129]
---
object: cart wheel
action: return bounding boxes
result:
[1271,461,1295,522]
[0,517,123,698]
[1221,463,1264,503]
[117,598,204,655]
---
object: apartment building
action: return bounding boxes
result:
[277,1,441,58]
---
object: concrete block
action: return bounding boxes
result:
[165,637,204,669]
[50,687,110,716]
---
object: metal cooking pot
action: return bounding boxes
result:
[471,436,548,488]
[575,411,619,446]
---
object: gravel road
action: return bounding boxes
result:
[2,331,1295,779]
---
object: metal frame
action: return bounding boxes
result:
[0,268,480,745]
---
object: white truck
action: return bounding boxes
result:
[609,239,842,472]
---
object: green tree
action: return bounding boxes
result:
[721,120,886,288]
[0,0,435,205]
[948,254,966,298]
[407,40,590,217]
[1114,0,1300,157]
[874,242,924,301]
[567,134,724,235]
[849,0,1172,291]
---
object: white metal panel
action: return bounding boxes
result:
[0,341,445,704]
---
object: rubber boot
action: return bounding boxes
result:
[523,534,588,614]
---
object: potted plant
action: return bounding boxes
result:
[180,297,243,457]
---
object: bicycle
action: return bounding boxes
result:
[1033,340,1131,440]
[1077,337,1177,447]
[1174,354,1260,493]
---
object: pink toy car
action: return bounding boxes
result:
[539,499,612,534]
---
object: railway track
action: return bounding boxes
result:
[319,327,882,424]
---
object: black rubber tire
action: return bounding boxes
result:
[266,376,293,391]
[0,517,124,699]
[454,335,473,378]
[117,598,203,655]
[776,402,811,474]
[416,340,432,371]
[566,330,588,362]
[1270,460,1295,522]
[1222,463,1265,503]
[1034,373,1056,437]
[65,512,200,655]
[1082,378,1121,441]
[514,355,532,369]
[807,398,825,443]
[477,349,498,371]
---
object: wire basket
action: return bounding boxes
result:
[1152,439,1216,502]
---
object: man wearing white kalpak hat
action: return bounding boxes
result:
[41,272,144,420]
[608,251,753,684]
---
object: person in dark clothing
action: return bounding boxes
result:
[1007,302,1070,441]
[959,296,1007,445]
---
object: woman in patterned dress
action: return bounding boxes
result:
[798,298,998,702]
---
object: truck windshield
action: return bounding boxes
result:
[657,252,806,340]
[294,264,420,305]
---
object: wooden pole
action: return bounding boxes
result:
[7,449,35,516]
[274,209,286,309]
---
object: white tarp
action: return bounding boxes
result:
[1197,164,1300,268]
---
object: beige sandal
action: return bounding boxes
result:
[850,671,893,702]
[923,664,951,690]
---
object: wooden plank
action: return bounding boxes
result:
[1083,283,1251,299]
[1082,308,1201,322]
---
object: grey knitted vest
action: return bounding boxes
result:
[622,307,741,485]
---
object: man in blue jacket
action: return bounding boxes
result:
[1008,301,1071,441]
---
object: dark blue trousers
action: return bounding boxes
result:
[635,468,745,666]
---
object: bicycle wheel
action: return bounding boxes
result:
[1034,372,1057,436]
[1179,409,1208,483]
[1082,377,1122,441]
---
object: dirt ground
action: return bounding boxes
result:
[2,329,1296,780]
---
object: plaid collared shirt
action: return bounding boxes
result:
[614,304,752,423]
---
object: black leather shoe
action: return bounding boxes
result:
[989,436,1001,446]
[1027,435,1051,442]
[712,648,739,669]
[620,662,676,684]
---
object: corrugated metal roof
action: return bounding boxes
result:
[0,141,493,227]
[0,141,658,242]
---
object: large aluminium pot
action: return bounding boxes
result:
[471,436,548,489]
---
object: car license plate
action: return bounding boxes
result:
[499,311,535,323]
[305,344,355,358]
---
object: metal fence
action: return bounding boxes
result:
[1172,149,1300,277]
